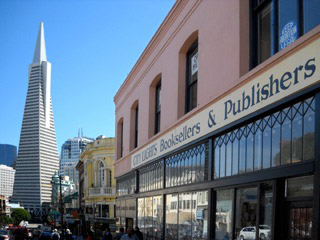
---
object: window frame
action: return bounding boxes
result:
[120,121,124,158]
[185,39,198,113]
[251,0,319,68]
[134,105,139,149]
[155,80,161,135]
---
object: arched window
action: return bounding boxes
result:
[185,39,198,113]
[148,74,161,138]
[130,100,139,150]
[177,31,198,118]
[117,118,124,159]
[98,161,105,187]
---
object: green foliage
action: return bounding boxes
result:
[11,208,31,225]
[0,215,14,227]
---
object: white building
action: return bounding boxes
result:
[0,165,15,197]
[12,22,59,217]
[59,133,93,184]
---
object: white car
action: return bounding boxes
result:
[239,225,271,240]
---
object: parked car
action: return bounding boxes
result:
[239,225,271,240]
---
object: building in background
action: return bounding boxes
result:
[114,1,320,239]
[0,165,15,198]
[0,144,17,167]
[80,136,116,237]
[59,132,94,185]
[12,22,59,218]
[49,172,76,227]
[0,195,7,216]
[75,157,85,235]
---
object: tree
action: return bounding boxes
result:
[11,208,31,225]
[0,215,14,227]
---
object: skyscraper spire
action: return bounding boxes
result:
[33,22,47,64]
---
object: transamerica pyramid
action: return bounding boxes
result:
[12,22,59,217]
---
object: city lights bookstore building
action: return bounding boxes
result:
[114,1,320,239]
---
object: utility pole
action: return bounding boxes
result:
[59,176,64,240]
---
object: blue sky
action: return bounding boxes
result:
[0,0,175,153]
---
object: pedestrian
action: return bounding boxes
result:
[51,229,60,240]
[133,227,143,240]
[66,229,73,240]
[103,228,113,240]
[115,227,125,240]
[120,227,137,240]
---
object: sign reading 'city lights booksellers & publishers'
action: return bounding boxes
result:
[131,37,320,169]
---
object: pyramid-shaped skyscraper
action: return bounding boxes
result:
[12,22,59,217]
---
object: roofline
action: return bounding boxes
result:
[113,0,188,103]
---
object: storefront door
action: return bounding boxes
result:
[286,201,312,240]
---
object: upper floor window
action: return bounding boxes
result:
[98,161,105,187]
[155,81,161,135]
[106,168,112,188]
[185,40,198,113]
[251,0,320,67]
[130,101,139,150]
[134,106,139,148]
[117,119,124,159]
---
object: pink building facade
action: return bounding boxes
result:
[114,1,320,239]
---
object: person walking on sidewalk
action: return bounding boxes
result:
[120,228,137,240]
[115,228,125,240]
[103,228,113,240]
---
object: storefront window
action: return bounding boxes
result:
[214,97,315,179]
[166,191,208,240]
[126,198,137,228]
[193,192,208,240]
[117,172,136,196]
[235,187,257,239]
[303,98,315,161]
[286,175,314,197]
[232,135,239,175]
[263,118,272,169]
[239,129,246,174]
[216,189,234,240]
[139,160,163,192]
[153,196,163,240]
[166,194,178,239]
[145,197,153,239]
[281,108,292,165]
[166,142,208,187]
[137,196,163,240]
[138,198,145,235]
[271,116,281,167]
[254,123,263,171]
[259,182,273,240]
[179,193,192,239]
